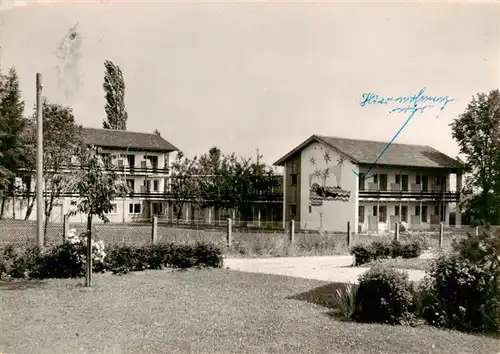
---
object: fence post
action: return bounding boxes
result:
[439,222,444,249]
[63,214,70,242]
[289,219,295,244]
[226,218,232,247]
[474,226,479,236]
[394,222,400,241]
[152,216,158,245]
[347,221,352,247]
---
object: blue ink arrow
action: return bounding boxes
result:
[353,105,420,179]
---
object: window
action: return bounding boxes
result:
[422,206,428,222]
[415,205,420,216]
[379,206,387,222]
[373,174,378,184]
[358,173,366,191]
[108,203,117,214]
[402,175,409,191]
[373,206,378,216]
[422,176,429,192]
[395,175,401,184]
[152,202,163,215]
[401,205,408,222]
[290,174,297,186]
[416,175,421,185]
[289,204,297,216]
[379,174,387,191]
[395,205,400,216]
[359,206,365,223]
[129,203,141,214]
[153,180,159,192]
[434,205,440,216]
[126,179,135,192]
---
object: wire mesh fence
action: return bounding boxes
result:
[0,218,496,255]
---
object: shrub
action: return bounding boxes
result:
[104,242,223,274]
[419,241,500,333]
[0,245,47,279]
[350,244,374,266]
[354,264,416,324]
[391,240,422,259]
[351,240,422,266]
[371,241,393,259]
[333,283,359,321]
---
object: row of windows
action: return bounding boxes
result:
[359,173,445,191]
[108,202,165,216]
[126,179,163,192]
[359,205,443,223]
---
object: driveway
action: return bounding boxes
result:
[224,255,426,283]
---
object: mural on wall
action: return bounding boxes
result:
[308,146,351,230]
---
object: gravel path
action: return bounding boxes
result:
[224,255,427,283]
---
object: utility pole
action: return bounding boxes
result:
[36,73,44,249]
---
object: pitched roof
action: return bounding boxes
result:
[81,128,178,152]
[274,135,463,170]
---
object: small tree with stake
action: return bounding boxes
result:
[70,146,128,287]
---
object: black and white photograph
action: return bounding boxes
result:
[0,0,499,353]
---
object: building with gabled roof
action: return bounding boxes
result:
[274,135,464,233]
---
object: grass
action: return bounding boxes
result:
[361,257,433,271]
[1,269,498,354]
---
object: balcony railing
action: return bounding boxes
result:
[359,189,459,202]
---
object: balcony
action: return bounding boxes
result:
[359,188,459,202]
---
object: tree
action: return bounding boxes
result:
[199,148,280,226]
[450,89,500,225]
[0,67,27,219]
[25,99,82,236]
[70,146,128,286]
[102,60,128,130]
[169,151,199,222]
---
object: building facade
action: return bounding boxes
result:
[8,127,283,225]
[274,135,463,233]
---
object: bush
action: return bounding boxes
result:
[419,235,500,333]
[350,244,374,266]
[350,240,422,266]
[354,264,416,324]
[104,242,223,274]
[0,245,47,279]
[391,240,423,259]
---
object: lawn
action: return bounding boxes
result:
[1,269,498,354]
[360,257,433,271]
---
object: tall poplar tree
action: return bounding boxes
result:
[102,60,128,130]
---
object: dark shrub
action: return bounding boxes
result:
[350,245,373,266]
[44,243,85,278]
[354,264,416,324]
[392,240,422,259]
[104,243,223,274]
[0,245,48,279]
[420,248,500,333]
[370,241,392,259]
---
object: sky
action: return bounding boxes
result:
[0,0,499,166]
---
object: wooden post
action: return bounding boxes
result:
[85,214,93,287]
[439,222,444,249]
[394,222,400,241]
[289,219,295,244]
[152,216,158,244]
[63,214,70,242]
[347,221,352,247]
[226,218,232,247]
[36,73,44,250]
[475,226,479,236]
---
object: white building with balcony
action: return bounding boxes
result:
[274,135,464,233]
[13,127,178,223]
